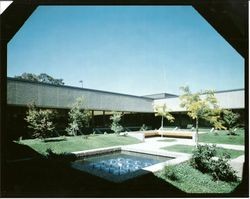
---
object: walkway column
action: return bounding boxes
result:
[103,111,106,127]
[121,111,124,125]
[91,110,95,127]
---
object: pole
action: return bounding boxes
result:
[79,80,83,88]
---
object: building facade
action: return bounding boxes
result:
[7,77,245,139]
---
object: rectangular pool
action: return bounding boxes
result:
[71,150,173,182]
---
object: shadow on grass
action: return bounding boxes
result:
[3,159,184,197]
[43,138,67,142]
[2,142,183,197]
[5,141,41,160]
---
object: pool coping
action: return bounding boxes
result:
[72,146,121,157]
[71,145,191,174]
[121,146,191,173]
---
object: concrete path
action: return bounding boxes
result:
[228,155,245,178]
[124,136,245,178]
[128,136,245,151]
[122,137,192,173]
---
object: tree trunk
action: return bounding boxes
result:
[161,116,164,129]
[161,116,164,137]
[195,118,199,147]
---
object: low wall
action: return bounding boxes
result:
[127,130,194,140]
[142,130,194,139]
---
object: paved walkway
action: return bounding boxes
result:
[127,136,245,151]
[123,136,245,178]
[122,137,192,173]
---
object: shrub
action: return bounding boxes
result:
[110,112,123,134]
[190,144,238,182]
[163,165,179,181]
[210,154,238,182]
[190,144,216,173]
[25,104,56,139]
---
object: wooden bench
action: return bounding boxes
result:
[160,131,193,139]
[143,130,159,137]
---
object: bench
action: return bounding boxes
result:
[160,131,193,139]
[143,130,159,137]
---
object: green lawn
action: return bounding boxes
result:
[155,162,240,193]
[18,134,141,155]
[198,129,244,145]
[161,144,244,159]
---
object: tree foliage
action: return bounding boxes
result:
[25,104,56,139]
[179,86,225,146]
[154,104,174,129]
[110,112,123,134]
[66,97,92,136]
[222,110,240,135]
[15,73,65,85]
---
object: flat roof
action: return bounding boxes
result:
[143,93,179,99]
[7,77,153,101]
[8,77,244,100]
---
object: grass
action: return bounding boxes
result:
[18,134,141,155]
[155,162,240,193]
[198,129,244,145]
[161,144,244,159]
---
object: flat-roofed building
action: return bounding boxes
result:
[143,93,178,100]
[153,89,244,112]
[7,77,154,113]
[6,77,245,139]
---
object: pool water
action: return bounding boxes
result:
[71,151,172,182]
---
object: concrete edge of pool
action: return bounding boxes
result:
[71,146,191,182]
[71,145,122,157]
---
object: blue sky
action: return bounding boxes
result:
[7,6,244,95]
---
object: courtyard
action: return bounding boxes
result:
[5,128,244,196]
[2,2,247,198]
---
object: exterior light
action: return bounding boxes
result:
[79,80,83,88]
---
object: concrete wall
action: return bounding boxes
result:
[7,78,244,113]
[154,89,245,112]
[7,78,154,113]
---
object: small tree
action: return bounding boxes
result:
[154,104,175,130]
[222,109,240,135]
[25,104,56,139]
[110,112,123,134]
[66,97,91,136]
[180,86,225,147]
